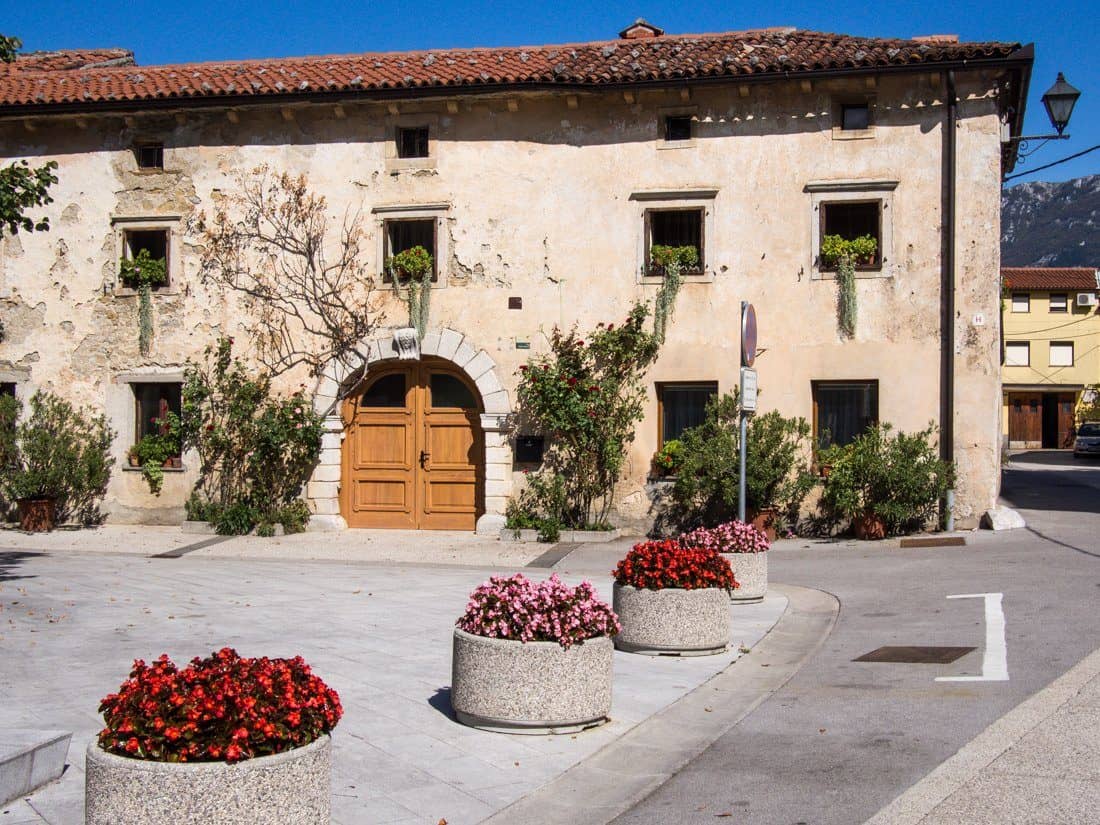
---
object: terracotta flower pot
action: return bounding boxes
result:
[17,497,57,532]
[748,508,778,542]
[853,512,886,541]
[128,454,141,468]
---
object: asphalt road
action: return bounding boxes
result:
[615,451,1100,825]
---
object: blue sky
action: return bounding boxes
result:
[6,1,1097,185]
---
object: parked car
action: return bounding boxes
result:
[1073,422,1100,458]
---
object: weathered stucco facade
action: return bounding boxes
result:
[0,26,1032,530]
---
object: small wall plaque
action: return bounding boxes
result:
[508,296,523,310]
[515,338,531,350]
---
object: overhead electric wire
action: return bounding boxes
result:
[1004,143,1100,181]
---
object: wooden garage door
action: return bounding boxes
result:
[341,362,483,530]
[1008,393,1041,447]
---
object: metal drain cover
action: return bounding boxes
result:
[854,646,975,664]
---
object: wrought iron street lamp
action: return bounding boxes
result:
[1041,72,1080,135]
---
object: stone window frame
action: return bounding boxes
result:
[630,189,718,285]
[133,141,165,171]
[384,113,439,172]
[805,180,896,280]
[371,203,451,290]
[656,105,699,150]
[110,215,183,296]
[0,369,31,401]
[111,371,189,473]
[831,96,876,141]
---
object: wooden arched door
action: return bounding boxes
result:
[341,361,484,530]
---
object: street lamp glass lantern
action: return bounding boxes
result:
[1041,73,1081,135]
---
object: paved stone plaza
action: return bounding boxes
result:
[0,547,785,824]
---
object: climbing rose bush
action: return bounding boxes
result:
[613,540,739,591]
[456,573,620,649]
[679,520,770,554]
[97,647,342,763]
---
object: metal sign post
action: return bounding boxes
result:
[738,302,757,523]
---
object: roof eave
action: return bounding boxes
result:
[0,51,1030,121]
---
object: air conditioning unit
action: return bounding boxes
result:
[1076,293,1098,307]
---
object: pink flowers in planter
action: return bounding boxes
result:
[680,520,770,554]
[456,573,619,649]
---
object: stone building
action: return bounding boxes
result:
[0,22,1033,531]
[1001,267,1100,448]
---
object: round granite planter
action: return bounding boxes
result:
[612,583,730,656]
[85,734,331,825]
[721,552,768,603]
[450,628,613,734]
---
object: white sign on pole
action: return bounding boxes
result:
[741,367,758,412]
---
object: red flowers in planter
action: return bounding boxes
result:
[612,540,739,591]
[97,647,342,763]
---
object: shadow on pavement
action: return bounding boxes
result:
[1001,451,1100,516]
[0,550,44,581]
[428,687,455,720]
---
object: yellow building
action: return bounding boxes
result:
[1002,267,1100,448]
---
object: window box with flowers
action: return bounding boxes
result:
[611,541,737,655]
[451,573,619,734]
[680,521,769,603]
[85,647,342,825]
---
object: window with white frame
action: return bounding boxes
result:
[1050,341,1074,367]
[630,190,717,282]
[1011,293,1030,313]
[1005,342,1030,366]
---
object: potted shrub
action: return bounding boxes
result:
[680,521,770,603]
[451,573,619,733]
[0,392,114,531]
[648,244,699,278]
[651,439,683,478]
[86,647,342,825]
[133,411,181,495]
[385,245,433,337]
[611,540,737,656]
[818,423,956,539]
[119,248,167,356]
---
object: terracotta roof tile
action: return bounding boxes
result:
[0,29,1021,111]
[6,48,134,73]
[1002,267,1099,290]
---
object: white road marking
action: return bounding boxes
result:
[935,592,1009,682]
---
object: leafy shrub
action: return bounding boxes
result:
[456,573,619,648]
[505,470,567,542]
[213,502,260,536]
[182,338,322,533]
[276,500,312,535]
[671,393,814,529]
[818,423,955,536]
[97,647,342,763]
[680,520,770,554]
[0,391,114,524]
[613,540,738,591]
[516,303,660,527]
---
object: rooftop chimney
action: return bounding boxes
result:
[619,19,664,40]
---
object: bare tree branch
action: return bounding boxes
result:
[188,166,384,376]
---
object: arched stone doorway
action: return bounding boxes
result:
[308,327,512,533]
[341,359,483,530]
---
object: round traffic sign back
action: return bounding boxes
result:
[741,303,757,368]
